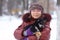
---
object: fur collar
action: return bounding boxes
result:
[22,13,52,22]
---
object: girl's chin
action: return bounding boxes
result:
[33,17,40,19]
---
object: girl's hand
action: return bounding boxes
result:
[34,32,41,40]
[35,32,41,37]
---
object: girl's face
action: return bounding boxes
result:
[31,9,42,19]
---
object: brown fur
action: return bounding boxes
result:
[22,13,52,23]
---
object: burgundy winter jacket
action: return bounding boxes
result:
[14,13,52,40]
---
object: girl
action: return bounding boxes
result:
[14,3,52,40]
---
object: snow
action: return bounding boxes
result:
[0,16,22,40]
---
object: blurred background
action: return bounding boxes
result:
[0,0,60,40]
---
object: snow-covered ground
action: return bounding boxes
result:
[0,15,23,40]
[0,14,57,40]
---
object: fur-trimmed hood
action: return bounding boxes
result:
[22,13,52,22]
